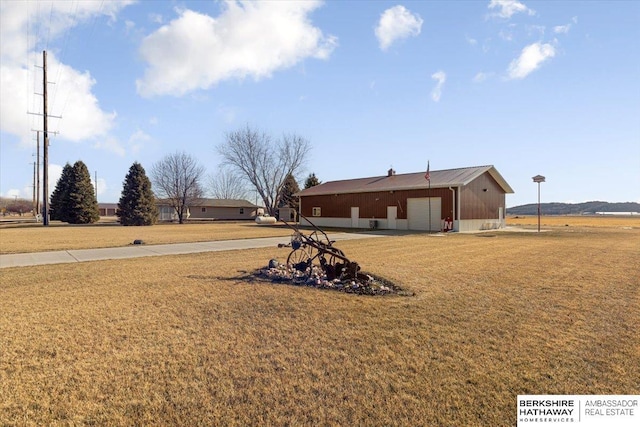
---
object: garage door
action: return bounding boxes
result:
[407,197,441,231]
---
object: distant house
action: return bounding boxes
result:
[98,203,118,217]
[157,198,263,221]
[296,165,514,232]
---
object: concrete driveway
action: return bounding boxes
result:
[0,232,388,269]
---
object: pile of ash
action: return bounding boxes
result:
[253,259,412,296]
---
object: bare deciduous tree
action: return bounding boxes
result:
[151,151,205,224]
[207,168,249,200]
[217,125,311,216]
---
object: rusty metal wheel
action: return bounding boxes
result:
[287,248,311,279]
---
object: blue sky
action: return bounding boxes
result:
[1,0,639,207]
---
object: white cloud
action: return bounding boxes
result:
[91,177,108,197]
[0,63,30,145]
[128,129,152,154]
[2,163,63,200]
[136,1,337,97]
[0,53,116,146]
[149,13,164,24]
[0,0,133,62]
[6,189,21,198]
[554,17,577,34]
[488,0,535,19]
[48,164,63,193]
[507,42,556,79]
[499,29,514,41]
[430,71,446,102]
[473,72,494,83]
[49,54,117,141]
[94,137,126,157]
[527,25,546,37]
[0,0,128,146]
[125,20,136,33]
[375,5,423,51]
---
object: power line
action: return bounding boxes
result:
[51,1,79,111]
[45,1,54,52]
[53,0,106,136]
[26,1,31,131]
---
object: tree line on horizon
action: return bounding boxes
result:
[507,201,640,216]
[27,125,322,225]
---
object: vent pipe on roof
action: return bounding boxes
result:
[387,168,396,177]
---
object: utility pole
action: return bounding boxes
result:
[36,131,40,218]
[42,51,49,226]
[28,52,60,224]
[32,161,36,211]
[31,162,38,216]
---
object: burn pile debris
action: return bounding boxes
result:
[260,215,411,296]
[253,259,409,296]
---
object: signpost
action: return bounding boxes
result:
[532,175,546,232]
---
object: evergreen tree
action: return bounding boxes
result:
[304,172,321,189]
[117,162,159,226]
[66,161,100,224]
[49,163,73,221]
[278,173,300,211]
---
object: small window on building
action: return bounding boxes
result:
[201,207,206,213]
[312,207,321,217]
[239,208,244,214]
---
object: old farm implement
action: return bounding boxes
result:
[280,215,363,282]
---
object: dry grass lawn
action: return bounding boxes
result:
[1,221,639,426]
[0,221,291,255]
[507,214,640,228]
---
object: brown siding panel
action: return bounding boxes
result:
[302,175,507,222]
[298,167,511,229]
[301,187,457,221]
[460,173,506,219]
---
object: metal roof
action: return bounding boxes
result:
[194,198,260,208]
[296,165,514,197]
[156,198,260,208]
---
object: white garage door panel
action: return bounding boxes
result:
[407,198,441,231]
